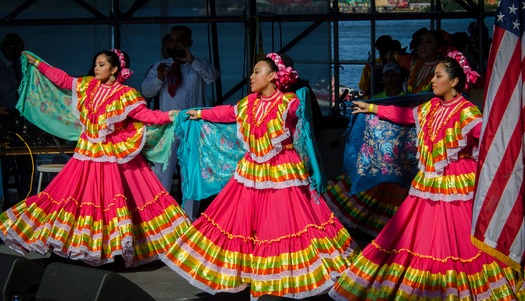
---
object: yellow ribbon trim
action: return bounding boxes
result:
[37,191,170,213]
[201,212,335,245]
[471,235,523,273]
[371,240,483,263]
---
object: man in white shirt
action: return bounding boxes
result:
[141,25,220,219]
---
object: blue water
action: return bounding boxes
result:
[2,16,494,105]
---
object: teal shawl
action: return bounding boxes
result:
[16,51,175,166]
[176,87,326,204]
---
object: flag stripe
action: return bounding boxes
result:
[495,172,524,259]
[472,29,522,227]
[472,0,525,271]
[474,83,523,237]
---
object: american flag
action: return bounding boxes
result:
[471,0,525,271]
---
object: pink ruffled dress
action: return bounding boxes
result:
[329,95,521,300]
[0,62,190,267]
[162,90,359,300]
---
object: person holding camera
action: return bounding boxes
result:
[141,25,220,218]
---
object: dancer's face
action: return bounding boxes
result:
[431,63,458,99]
[94,54,118,83]
[250,61,276,94]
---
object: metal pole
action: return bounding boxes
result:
[208,0,222,105]
[332,0,340,116]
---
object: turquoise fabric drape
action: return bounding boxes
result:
[175,110,245,204]
[16,51,175,166]
[175,87,325,203]
[16,52,82,141]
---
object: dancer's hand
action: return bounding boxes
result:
[168,110,179,121]
[352,101,377,114]
[186,109,201,120]
[22,52,40,67]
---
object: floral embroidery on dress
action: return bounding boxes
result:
[357,114,418,177]
[200,122,244,184]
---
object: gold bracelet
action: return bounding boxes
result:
[196,109,202,119]
[368,103,375,113]
[34,59,40,67]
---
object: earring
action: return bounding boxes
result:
[110,74,116,82]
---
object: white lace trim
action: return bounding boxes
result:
[339,261,514,300]
[161,250,249,295]
[233,172,310,189]
[409,187,473,202]
[161,236,352,301]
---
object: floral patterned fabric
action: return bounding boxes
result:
[175,111,245,203]
[343,95,420,195]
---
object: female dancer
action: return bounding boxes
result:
[329,55,520,300]
[0,50,190,267]
[320,31,450,239]
[162,53,359,300]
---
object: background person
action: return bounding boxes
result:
[141,25,219,219]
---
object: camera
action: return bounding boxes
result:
[167,48,186,58]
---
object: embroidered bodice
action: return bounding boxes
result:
[377,95,483,201]
[415,96,482,177]
[201,90,310,189]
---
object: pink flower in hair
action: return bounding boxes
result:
[447,50,480,89]
[266,52,299,91]
[111,49,134,83]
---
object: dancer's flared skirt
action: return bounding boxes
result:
[323,174,408,237]
[162,178,359,300]
[0,155,190,267]
[329,196,520,300]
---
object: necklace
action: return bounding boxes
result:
[427,97,466,142]
[251,92,281,127]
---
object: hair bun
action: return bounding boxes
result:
[447,50,480,89]
[266,52,299,90]
[111,49,134,83]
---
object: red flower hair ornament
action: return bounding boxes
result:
[266,53,299,91]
